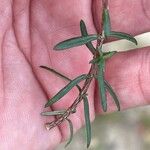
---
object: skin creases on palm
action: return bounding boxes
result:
[0,0,150,149]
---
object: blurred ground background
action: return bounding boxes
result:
[56,33,150,150]
[56,106,150,150]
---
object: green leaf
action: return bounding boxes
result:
[89,57,101,64]
[90,51,117,64]
[40,66,81,92]
[80,20,96,54]
[108,31,138,45]
[83,95,92,148]
[104,80,120,111]
[103,8,111,36]
[40,66,71,82]
[45,74,88,107]
[97,58,107,112]
[54,35,98,50]
[103,51,117,59]
[65,119,73,147]
[41,110,66,116]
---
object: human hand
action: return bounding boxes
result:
[0,0,150,149]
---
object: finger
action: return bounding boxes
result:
[94,46,150,113]
[13,0,31,62]
[0,0,12,101]
[1,26,62,149]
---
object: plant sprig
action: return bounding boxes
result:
[40,0,137,148]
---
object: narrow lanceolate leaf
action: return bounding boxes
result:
[89,56,101,64]
[45,74,88,108]
[40,66,81,92]
[97,59,107,112]
[104,80,120,111]
[103,8,111,36]
[80,20,96,54]
[108,31,138,45]
[40,66,71,82]
[54,35,98,50]
[83,95,91,148]
[65,119,73,148]
[103,51,117,59]
[41,110,66,116]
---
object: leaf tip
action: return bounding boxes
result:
[103,108,107,112]
[80,19,84,23]
[53,45,59,50]
[40,112,46,116]
[65,143,69,148]
[39,65,44,68]
[118,106,121,111]
[132,37,138,45]
[87,143,90,149]
[44,103,49,108]
[102,104,107,112]
[135,39,138,45]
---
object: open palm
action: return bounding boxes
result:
[0,0,150,149]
